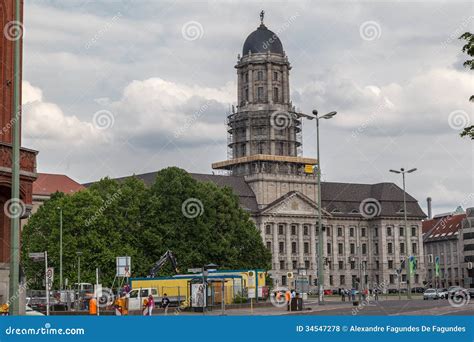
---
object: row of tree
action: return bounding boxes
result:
[21,167,271,288]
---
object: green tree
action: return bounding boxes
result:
[21,168,270,288]
[459,32,474,139]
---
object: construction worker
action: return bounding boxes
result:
[89,297,97,315]
[285,290,291,311]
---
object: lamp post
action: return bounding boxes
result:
[298,109,337,305]
[58,207,63,290]
[389,167,417,300]
[8,0,22,316]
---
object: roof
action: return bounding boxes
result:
[242,24,284,56]
[320,182,426,218]
[89,171,260,213]
[33,173,85,196]
[422,213,466,242]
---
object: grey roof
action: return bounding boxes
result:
[321,182,426,218]
[85,171,259,213]
[242,24,284,56]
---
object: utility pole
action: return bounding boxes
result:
[58,207,63,290]
[8,0,22,316]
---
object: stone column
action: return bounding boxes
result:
[267,62,272,104]
[286,224,292,278]
[272,222,279,271]
[282,64,289,105]
[248,67,254,103]
[311,223,317,276]
[298,223,304,268]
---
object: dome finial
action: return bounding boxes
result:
[260,10,265,25]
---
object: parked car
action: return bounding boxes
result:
[436,288,448,299]
[423,288,439,300]
[25,305,44,316]
[411,287,425,293]
[447,286,463,299]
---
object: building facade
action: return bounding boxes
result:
[461,207,474,288]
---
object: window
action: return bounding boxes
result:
[340,275,345,285]
[412,227,417,236]
[266,241,271,250]
[291,241,297,254]
[388,260,393,269]
[273,71,278,81]
[412,242,417,254]
[337,227,343,237]
[374,227,378,237]
[361,228,366,237]
[303,225,309,235]
[350,261,355,269]
[350,243,355,254]
[276,141,284,155]
[326,226,331,236]
[279,241,284,253]
[329,275,333,286]
[362,243,367,254]
[278,225,284,235]
[387,227,392,236]
[292,260,297,269]
[352,275,357,286]
[388,243,393,254]
[265,225,271,235]
[257,142,264,154]
[257,70,263,81]
[350,227,355,237]
[280,260,285,270]
[327,243,331,255]
[399,227,404,236]
[291,225,296,235]
[389,275,395,284]
[273,87,279,102]
[257,87,264,101]
[374,243,379,255]
[338,243,344,255]
[281,275,287,285]
[304,242,309,254]
[305,260,310,269]
[338,260,344,270]
[245,72,249,83]
[400,242,405,254]
[375,260,379,269]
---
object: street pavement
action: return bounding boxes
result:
[150,298,473,316]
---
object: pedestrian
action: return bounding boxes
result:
[285,290,291,311]
[341,289,346,302]
[161,293,170,315]
[146,294,154,316]
[374,289,379,302]
[89,297,97,316]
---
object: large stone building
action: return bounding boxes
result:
[461,207,474,289]
[108,16,427,292]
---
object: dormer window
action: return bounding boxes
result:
[350,209,359,214]
[331,209,341,214]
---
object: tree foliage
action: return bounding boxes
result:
[458,32,474,139]
[21,168,271,288]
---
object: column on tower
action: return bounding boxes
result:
[282,64,289,105]
[266,60,272,104]
[248,66,254,103]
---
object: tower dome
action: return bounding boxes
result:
[242,18,284,56]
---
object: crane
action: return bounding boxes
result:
[148,250,179,277]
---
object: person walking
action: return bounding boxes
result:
[161,293,170,315]
[146,294,154,316]
[285,290,291,311]
[341,289,346,302]
[89,297,97,316]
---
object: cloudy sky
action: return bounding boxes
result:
[21,0,473,215]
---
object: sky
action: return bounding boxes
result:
[20,0,473,215]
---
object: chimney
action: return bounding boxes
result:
[427,197,432,219]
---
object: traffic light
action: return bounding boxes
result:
[313,279,317,286]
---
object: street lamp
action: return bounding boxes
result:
[299,109,337,305]
[57,207,63,290]
[389,167,417,299]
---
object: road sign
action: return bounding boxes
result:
[29,252,45,261]
[248,271,255,287]
[304,164,314,174]
[248,288,256,299]
[46,267,54,290]
[116,256,131,277]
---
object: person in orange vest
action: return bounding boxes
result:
[89,297,97,315]
[285,290,291,311]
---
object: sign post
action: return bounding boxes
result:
[45,251,50,316]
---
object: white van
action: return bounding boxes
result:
[127,288,159,311]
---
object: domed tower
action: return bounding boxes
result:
[213,12,317,207]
